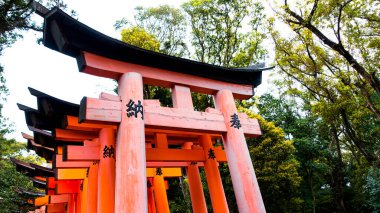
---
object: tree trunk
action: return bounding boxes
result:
[331,126,347,213]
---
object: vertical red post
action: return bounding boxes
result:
[147,178,156,213]
[153,174,170,213]
[154,133,170,213]
[81,178,88,213]
[75,190,82,213]
[87,163,98,213]
[182,142,208,213]
[172,85,207,213]
[67,194,76,213]
[98,128,115,213]
[215,89,265,213]
[115,72,147,213]
[199,135,229,213]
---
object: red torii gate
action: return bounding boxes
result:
[33,5,272,213]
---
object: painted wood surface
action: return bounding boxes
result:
[49,194,69,204]
[34,196,49,206]
[55,168,87,180]
[63,145,99,161]
[81,97,261,137]
[87,163,98,213]
[215,89,265,213]
[115,72,147,213]
[55,180,81,194]
[153,133,170,213]
[200,135,229,213]
[98,128,115,213]
[147,178,156,213]
[46,203,65,213]
[81,51,253,99]
[183,142,207,213]
[53,154,92,168]
[53,129,98,141]
[65,115,117,131]
[64,144,227,162]
[146,161,204,168]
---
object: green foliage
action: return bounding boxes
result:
[0,137,46,212]
[182,0,267,67]
[121,26,160,51]
[270,0,380,165]
[240,106,303,212]
[116,5,188,57]
[268,1,380,210]
[365,167,380,212]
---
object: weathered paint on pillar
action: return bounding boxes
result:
[87,163,98,213]
[115,72,147,213]
[147,178,156,213]
[215,89,265,213]
[154,133,170,213]
[199,135,229,213]
[182,142,207,213]
[153,174,170,213]
[98,128,115,213]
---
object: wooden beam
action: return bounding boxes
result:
[55,180,81,194]
[64,145,227,162]
[64,115,117,131]
[146,168,182,178]
[34,195,49,206]
[49,194,70,204]
[63,145,99,161]
[54,154,92,168]
[80,97,261,137]
[81,51,253,99]
[146,162,205,168]
[146,148,227,162]
[54,128,98,141]
[46,203,65,213]
[56,168,87,180]
[79,97,121,123]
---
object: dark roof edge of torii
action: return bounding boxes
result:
[34,2,274,87]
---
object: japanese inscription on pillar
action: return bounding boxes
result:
[230,113,242,129]
[126,99,144,120]
[103,145,115,158]
[156,168,163,176]
[208,148,216,160]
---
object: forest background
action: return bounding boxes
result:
[0,0,379,212]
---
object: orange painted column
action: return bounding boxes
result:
[146,145,156,213]
[87,163,98,213]
[75,190,81,213]
[215,89,265,213]
[182,142,207,213]
[147,178,156,213]
[199,135,229,213]
[115,72,147,213]
[153,171,170,213]
[154,134,170,213]
[98,128,115,213]
[81,178,88,213]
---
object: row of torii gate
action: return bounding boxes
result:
[12,5,271,213]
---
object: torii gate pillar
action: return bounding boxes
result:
[215,90,265,213]
[115,72,147,213]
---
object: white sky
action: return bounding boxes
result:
[1,0,273,142]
